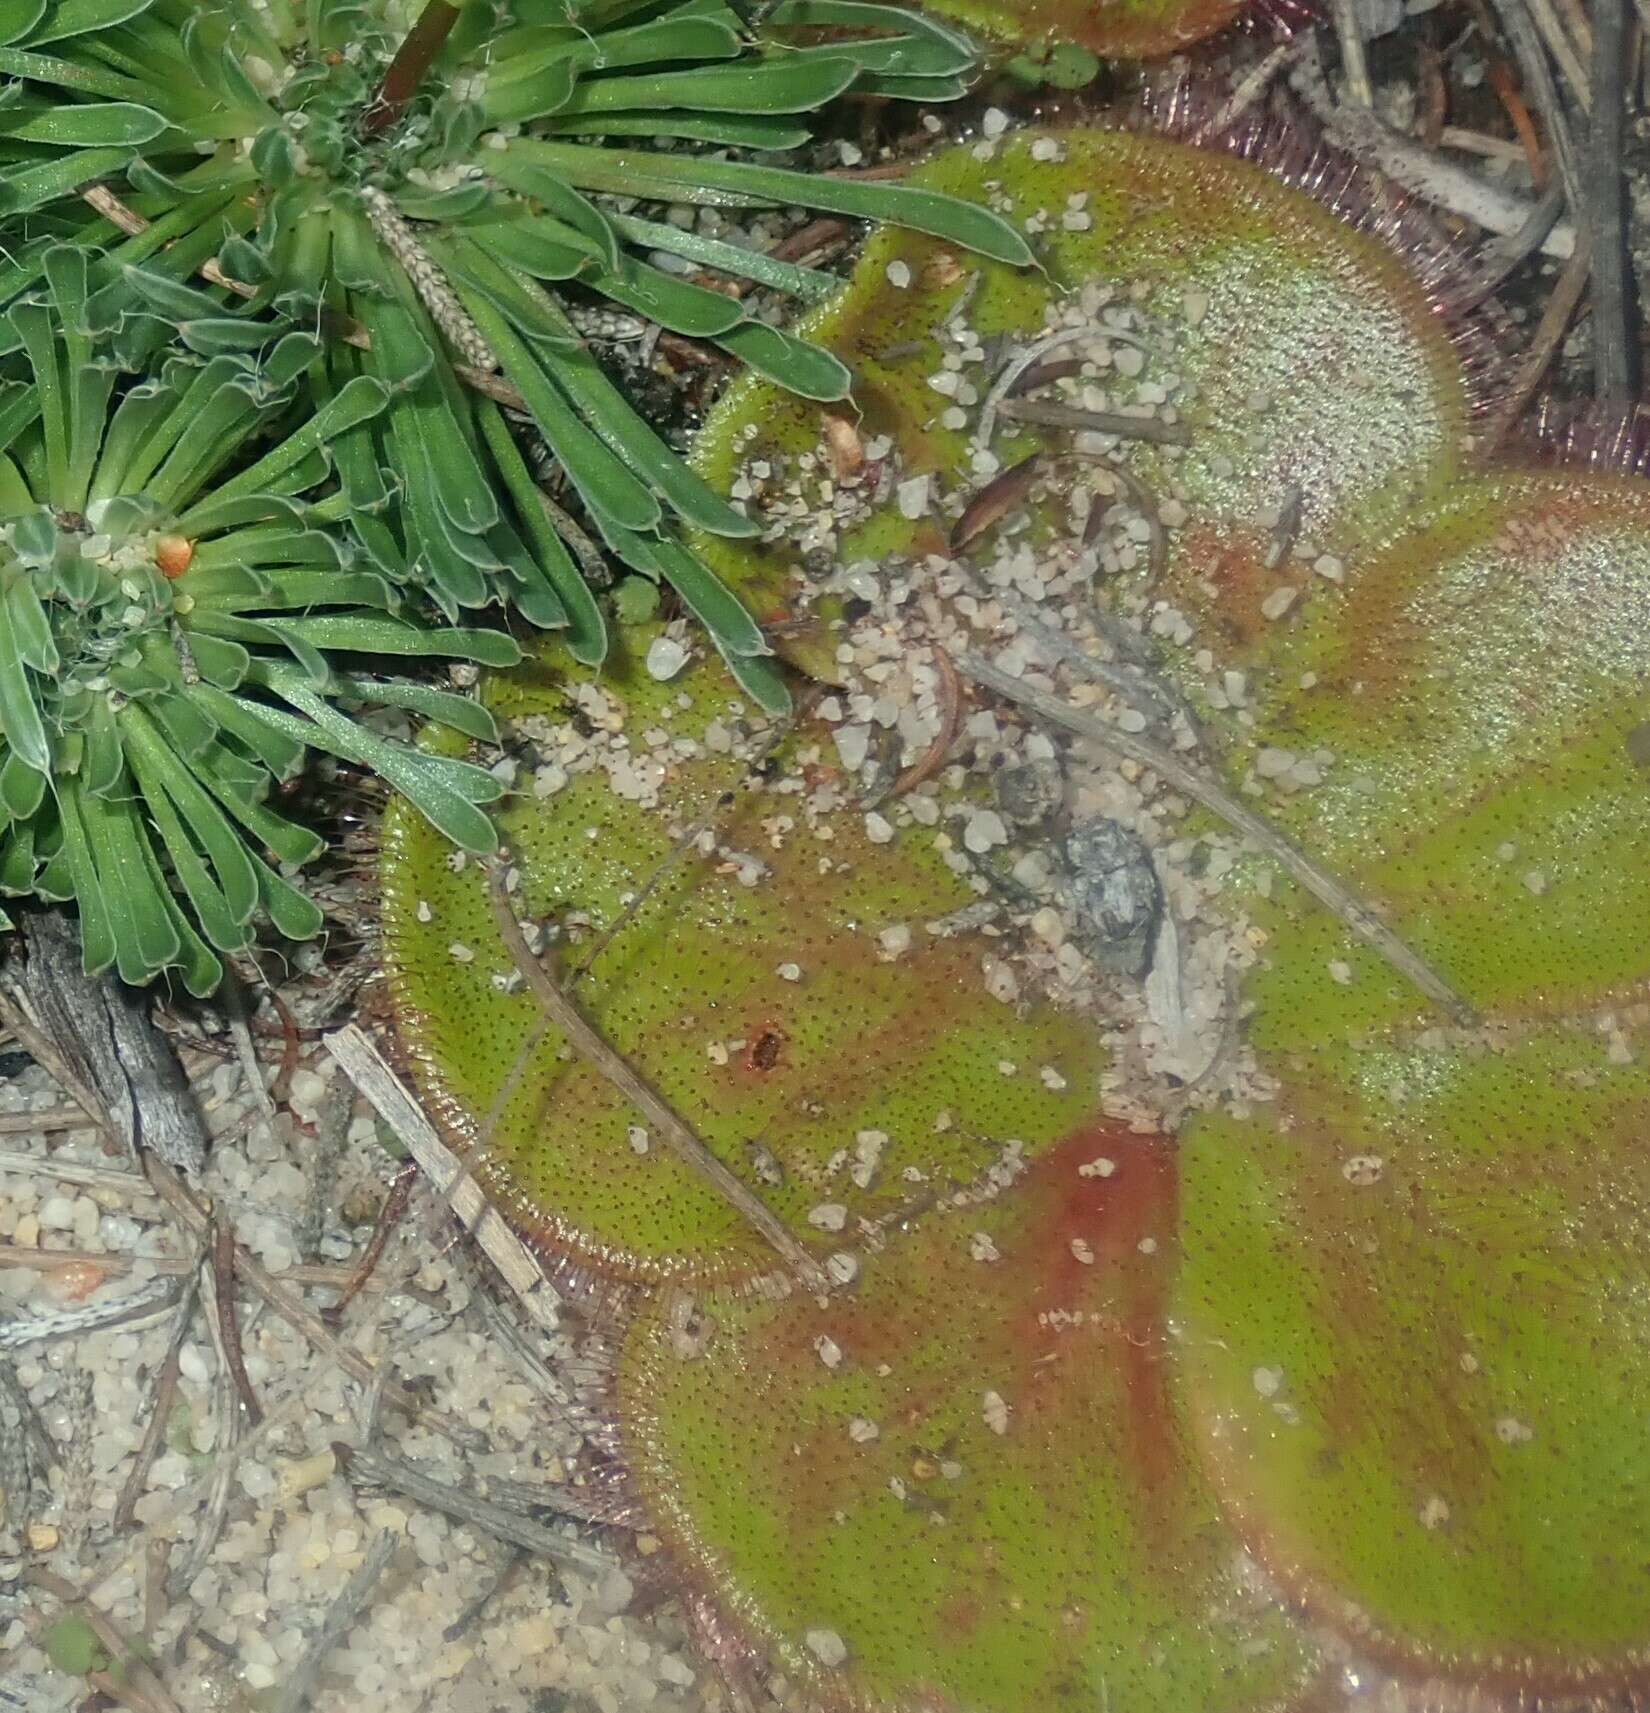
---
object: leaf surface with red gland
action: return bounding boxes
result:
[1173,474,1650,1690]
[617,1129,1323,1713]
[689,127,1478,680]
[381,632,1106,1291]
[923,0,1244,62]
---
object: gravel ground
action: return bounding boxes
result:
[0,1011,723,1713]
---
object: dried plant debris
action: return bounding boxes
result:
[617,1129,1326,1713]
[381,631,1116,1292]
[1173,474,1650,1690]
[690,125,1483,685]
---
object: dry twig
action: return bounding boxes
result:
[957,654,1480,1026]
[271,1530,399,1713]
[1587,0,1636,411]
[112,1266,202,1532]
[485,869,828,1289]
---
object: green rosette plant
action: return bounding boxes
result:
[0,0,1031,709]
[0,244,517,993]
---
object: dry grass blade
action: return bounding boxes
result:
[1485,233,1593,444]
[485,866,829,1290]
[333,1441,621,1576]
[112,1264,201,1532]
[324,1022,560,1327]
[889,643,966,797]
[996,398,1191,445]
[1586,0,1635,411]
[957,653,1481,1027]
[211,1212,262,1427]
[271,1530,399,1713]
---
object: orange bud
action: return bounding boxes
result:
[154,533,194,578]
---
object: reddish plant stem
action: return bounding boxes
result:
[362,0,460,136]
[211,1214,263,1427]
[322,1162,418,1327]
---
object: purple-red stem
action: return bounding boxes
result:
[361,0,460,136]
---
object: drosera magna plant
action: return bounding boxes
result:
[1171,472,1650,1694]
[616,1127,1325,1713]
[381,628,1109,1290]
[686,123,1486,685]
[0,0,1033,706]
[0,245,517,994]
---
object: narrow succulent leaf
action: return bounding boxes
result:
[340,676,500,743]
[10,301,67,500]
[0,99,166,145]
[143,859,226,997]
[270,613,523,664]
[5,578,58,675]
[185,631,251,690]
[464,217,598,284]
[52,782,116,976]
[81,695,124,797]
[83,787,182,986]
[724,647,793,715]
[559,55,861,117]
[191,526,344,571]
[248,669,502,854]
[0,751,44,821]
[199,568,392,611]
[716,319,852,399]
[537,110,814,149]
[480,151,622,270]
[0,44,143,98]
[193,748,326,868]
[458,285,661,534]
[584,255,748,338]
[511,140,1036,265]
[0,582,49,772]
[0,452,30,515]
[0,146,138,214]
[166,489,307,539]
[617,531,772,660]
[250,850,323,941]
[204,375,388,507]
[475,398,607,665]
[178,316,287,355]
[764,0,979,60]
[0,820,36,893]
[120,714,256,951]
[26,0,155,40]
[473,49,576,124]
[390,179,494,221]
[186,683,306,782]
[479,15,740,123]
[0,1,48,44]
[121,264,243,324]
[609,213,837,301]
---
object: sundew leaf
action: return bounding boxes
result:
[1172,476,1650,1691]
[892,0,1240,58]
[617,1129,1323,1712]
[685,126,1477,679]
[381,634,1108,1290]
